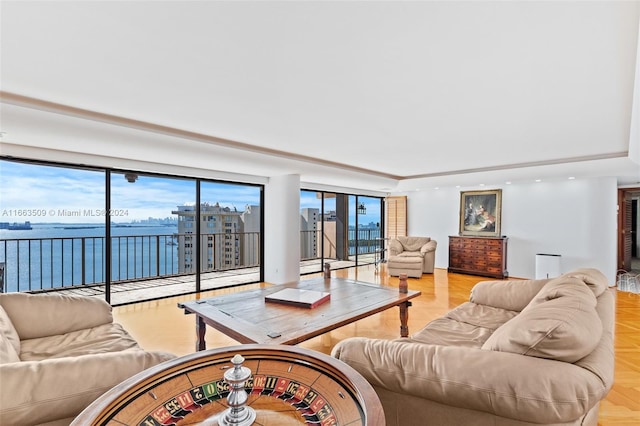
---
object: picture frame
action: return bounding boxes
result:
[459,189,502,237]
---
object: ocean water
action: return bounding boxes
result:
[1,224,382,292]
[0,223,179,292]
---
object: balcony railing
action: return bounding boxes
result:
[1,229,379,293]
[300,228,383,262]
[349,228,382,255]
[0,232,260,293]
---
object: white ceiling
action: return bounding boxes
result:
[1,1,639,192]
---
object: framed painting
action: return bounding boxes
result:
[459,189,502,237]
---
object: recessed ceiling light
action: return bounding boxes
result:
[568,176,575,180]
[455,185,461,188]
[505,181,511,185]
[479,183,485,187]
[434,187,439,190]
[535,179,542,182]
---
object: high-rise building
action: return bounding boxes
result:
[241,205,261,267]
[172,203,243,272]
[300,208,319,259]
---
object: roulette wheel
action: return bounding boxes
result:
[72,345,384,425]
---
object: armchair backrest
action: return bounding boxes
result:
[397,236,431,252]
[389,236,433,256]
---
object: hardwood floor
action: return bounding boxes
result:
[112,265,640,425]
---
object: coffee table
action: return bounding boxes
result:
[178,277,421,351]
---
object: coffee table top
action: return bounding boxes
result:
[179,277,420,345]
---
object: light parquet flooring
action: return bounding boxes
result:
[113,265,640,425]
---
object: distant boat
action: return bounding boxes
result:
[7,221,32,230]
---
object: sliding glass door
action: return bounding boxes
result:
[1,158,263,304]
[300,189,383,274]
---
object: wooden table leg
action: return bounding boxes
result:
[196,315,206,351]
[399,301,412,337]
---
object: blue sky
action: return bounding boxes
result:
[0,161,381,225]
[0,161,261,223]
[300,190,381,227]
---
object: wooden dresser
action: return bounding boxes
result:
[448,236,508,279]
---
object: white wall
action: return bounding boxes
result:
[406,177,618,284]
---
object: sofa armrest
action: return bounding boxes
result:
[420,240,437,254]
[469,279,550,312]
[332,337,606,424]
[0,293,113,340]
[388,239,403,256]
[0,350,176,426]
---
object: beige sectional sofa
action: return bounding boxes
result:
[0,292,175,426]
[332,268,614,426]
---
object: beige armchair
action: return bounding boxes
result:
[387,236,437,277]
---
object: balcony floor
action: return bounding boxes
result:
[39,258,376,305]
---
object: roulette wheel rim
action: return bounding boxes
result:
[72,344,384,426]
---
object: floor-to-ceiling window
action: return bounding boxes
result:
[300,189,383,274]
[108,172,196,305]
[199,181,261,277]
[0,160,106,292]
[300,190,323,274]
[0,158,263,304]
[349,195,384,266]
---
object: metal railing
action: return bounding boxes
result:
[0,232,261,293]
[300,228,383,261]
[1,229,378,293]
[349,228,382,255]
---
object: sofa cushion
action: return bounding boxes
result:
[388,256,423,268]
[561,267,609,297]
[482,277,602,362]
[0,305,20,356]
[397,251,423,258]
[0,333,20,364]
[470,279,550,312]
[446,302,519,330]
[0,292,113,340]
[410,303,518,348]
[19,323,141,361]
[399,236,430,252]
[0,350,176,426]
[410,318,495,348]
